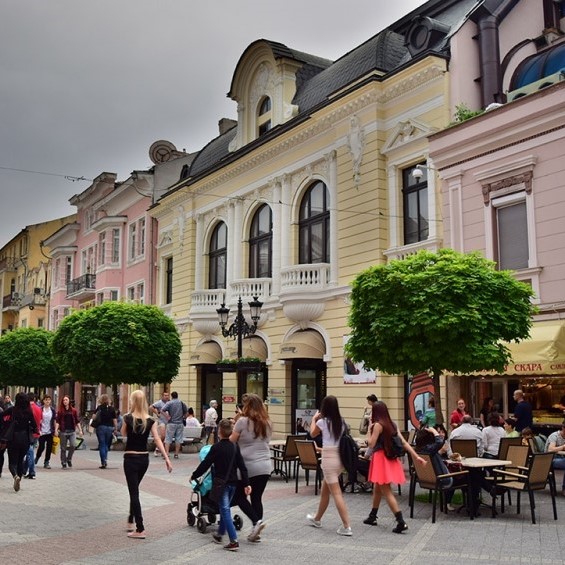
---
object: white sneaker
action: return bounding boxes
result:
[154,449,160,457]
[247,520,265,542]
[306,513,322,528]
[337,526,352,536]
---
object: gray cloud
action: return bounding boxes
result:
[0,0,422,246]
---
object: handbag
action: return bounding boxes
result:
[209,444,236,504]
[90,411,101,429]
[0,418,15,446]
[359,414,369,435]
[384,433,406,460]
[51,435,60,454]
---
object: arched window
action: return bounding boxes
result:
[402,163,428,244]
[257,96,272,137]
[209,222,227,289]
[299,181,330,264]
[249,204,272,278]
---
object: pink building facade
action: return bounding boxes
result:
[429,79,565,433]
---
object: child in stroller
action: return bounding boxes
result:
[187,444,243,533]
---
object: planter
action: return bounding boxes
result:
[237,362,263,372]
[216,363,237,373]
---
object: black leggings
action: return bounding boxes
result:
[123,453,149,533]
[36,433,54,464]
[236,474,270,524]
[8,444,28,478]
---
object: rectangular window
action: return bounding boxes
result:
[99,232,106,265]
[495,200,528,270]
[127,287,135,301]
[66,256,73,283]
[139,218,146,256]
[402,165,429,245]
[137,282,145,304]
[112,228,120,263]
[110,290,119,301]
[165,257,173,304]
[54,259,60,288]
[129,223,137,260]
[96,292,104,305]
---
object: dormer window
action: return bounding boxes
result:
[257,96,272,137]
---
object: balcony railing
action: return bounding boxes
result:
[2,293,20,309]
[230,278,272,302]
[190,289,227,313]
[67,274,96,298]
[383,238,441,262]
[0,257,17,272]
[280,263,330,291]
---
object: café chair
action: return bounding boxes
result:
[409,453,473,523]
[450,439,478,459]
[271,434,302,482]
[496,437,522,460]
[491,452,557,524]
[295,440,322,495]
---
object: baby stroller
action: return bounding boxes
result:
[186,444,244,533]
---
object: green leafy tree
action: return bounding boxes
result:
[51,302,181,387]
[0,327,66,388]
[346,249,536,423]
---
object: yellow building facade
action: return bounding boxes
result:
[0,215,76,335]
[150,38,450,435]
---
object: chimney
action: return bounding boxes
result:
[219,118,237,135]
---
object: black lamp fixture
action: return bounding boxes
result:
[217,296,263,359]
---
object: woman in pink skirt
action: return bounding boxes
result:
[364,401,426,533]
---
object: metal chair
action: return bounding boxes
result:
[271,434,301,482]
[294,440,322,495]
[491,452,557,524]
[496,436,522,460]
[450,439,478,458]
[409,453,473,523]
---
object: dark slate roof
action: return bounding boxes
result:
[182,0,481,184]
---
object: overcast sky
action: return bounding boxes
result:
[0,0,423,247]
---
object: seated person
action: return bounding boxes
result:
[415,427,465,509]
[184,407,201,428]
[544,423,565,496]
[521,427,545,452]
[481,412,506,459]
[434,424,449,457]
[448,415,484,457]
[503,417,519,438]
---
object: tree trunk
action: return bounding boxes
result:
[433,371,444,425]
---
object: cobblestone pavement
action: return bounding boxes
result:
[1,441,564,564]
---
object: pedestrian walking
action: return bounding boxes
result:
[150,390,170,456]
[0,392,38,492]
[191,418,251,552]
[306,395,352,536]
[204,399,219,444]
[34,395,56,469]
[55,395,82,469]
[363,401,426,533]
[121,389,172,539]
[93,394,118,469]
[230,393,272,542]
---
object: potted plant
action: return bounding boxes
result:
[236,356,263,371]
[216,358,237,372]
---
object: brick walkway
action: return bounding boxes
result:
[1,441,564,564]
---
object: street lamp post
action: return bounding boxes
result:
[217,296,263,359]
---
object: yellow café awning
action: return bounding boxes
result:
[503,320,565,376]
[279,330,326,360]
[188,341,222,365]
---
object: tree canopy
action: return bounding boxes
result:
[346,249,536,421]
[0,327,66,388]
[51,302,182,386]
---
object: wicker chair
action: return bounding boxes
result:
[271,434,302,482]
[496,436,522,460]
[409,453,473,523]
[491,452,557,524]
[450,438,478,458]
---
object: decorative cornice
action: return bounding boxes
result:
[377,65,445,104]
[482,171,533,204]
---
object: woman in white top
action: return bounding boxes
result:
[481,412,506,458]
[306,395,352,536]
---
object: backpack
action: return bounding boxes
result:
[339,427,360,481]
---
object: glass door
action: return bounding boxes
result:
[292,362,326,433]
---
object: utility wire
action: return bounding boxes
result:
[0,165,91,182]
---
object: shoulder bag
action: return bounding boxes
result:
[209,444,236,504]
[91,410,101,429]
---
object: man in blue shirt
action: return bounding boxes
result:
[513,389,533,432]
[162,391,188,459]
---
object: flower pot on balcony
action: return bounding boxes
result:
[237,361,263,372]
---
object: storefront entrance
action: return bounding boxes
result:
[292,361,326,433]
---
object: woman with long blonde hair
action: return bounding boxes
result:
[121,390,172,539]
[230,393,272,542]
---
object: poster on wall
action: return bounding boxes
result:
[343,335,377,384]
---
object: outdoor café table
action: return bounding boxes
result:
[460,457,511,517]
